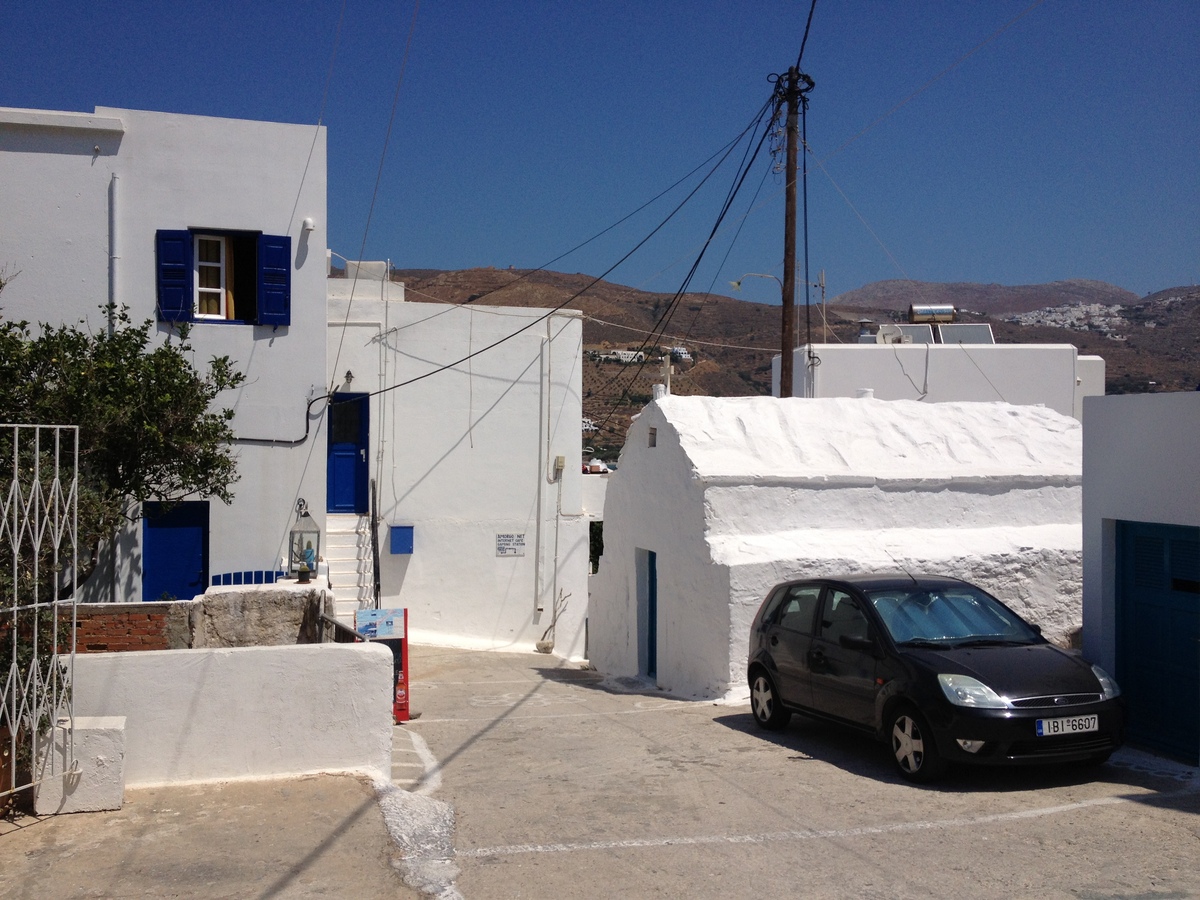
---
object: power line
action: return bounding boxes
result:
[821,0,1046,163]
[358,99,776,403]
[329,0,421,392]
[796,0,818,69]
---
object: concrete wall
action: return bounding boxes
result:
[74,587,327,652]
[327,288,589,658]
[73,642,393,787]
[1081,391,1200,671]
[0,106,329,601]
[779,343,1102,420]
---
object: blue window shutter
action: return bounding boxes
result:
[155,230,193,322]
[257,234,291,326]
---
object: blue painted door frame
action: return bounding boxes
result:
[1116,520,1200,765]
[327,392,369,514]
[142,501,209,601]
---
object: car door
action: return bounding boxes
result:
[808,587,879,727]
[762,583,821,709]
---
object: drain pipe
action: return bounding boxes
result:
[107,173,118,333]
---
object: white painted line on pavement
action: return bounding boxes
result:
[406,729,443,797]
[457,788,1200,859]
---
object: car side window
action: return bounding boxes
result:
[777,585,820,634]
[821,590,869,643]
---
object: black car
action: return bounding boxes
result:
[747,574,1124,782]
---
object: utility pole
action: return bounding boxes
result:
[780,67,799,399]
[778,67,814,398]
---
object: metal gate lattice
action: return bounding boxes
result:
[1,424,79,810]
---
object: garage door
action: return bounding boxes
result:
[1116,521,1200,764]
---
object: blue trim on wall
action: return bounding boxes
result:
[211,570,287,587]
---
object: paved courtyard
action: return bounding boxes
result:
[396,645,1200,899]
[2,644,1197,899]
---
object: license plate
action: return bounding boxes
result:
[1036,714,1098,737]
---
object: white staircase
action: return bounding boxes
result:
[325,514,373,621]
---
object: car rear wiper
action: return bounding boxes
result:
[897,639,951,648]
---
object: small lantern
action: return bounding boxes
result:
[288,498,321,579]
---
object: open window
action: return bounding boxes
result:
[156,229,291,326]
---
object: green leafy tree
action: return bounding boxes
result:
[0,301,245,586]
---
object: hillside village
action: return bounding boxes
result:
[1,103,1198,895]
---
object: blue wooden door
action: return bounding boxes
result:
[1117,520,1200,764]
[142,502,208,601]
[646,551,658,678]
[327,393,369,513]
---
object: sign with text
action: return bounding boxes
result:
[496,532,526,557]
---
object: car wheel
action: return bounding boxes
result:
[888,705,945,783]
[750,670,791,731]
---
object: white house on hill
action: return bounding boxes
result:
[589,395,1085,699]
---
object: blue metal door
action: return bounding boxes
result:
[646,551,657,678]
[142,501,208,601]
[1117,520,1200,764]
[327,393,369,514]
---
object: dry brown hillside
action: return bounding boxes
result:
[390,268,1200,458]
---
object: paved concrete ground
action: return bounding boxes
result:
[398,645,1200,900]
[3,645,1198,899]
[0,774,420,898]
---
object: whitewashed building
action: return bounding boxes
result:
[589,395,1084,699]
[0,106,329,602]
[1082,391,1200,765]
[326,264,589,658]
[778,339,1104,420]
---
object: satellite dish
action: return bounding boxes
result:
[875,324,909,344]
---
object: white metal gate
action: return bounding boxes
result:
[1,424,79,812]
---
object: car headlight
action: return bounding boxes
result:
[938,674,1011,709]
[1091,664,1121,700]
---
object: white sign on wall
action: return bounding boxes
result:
[496,533,526,557]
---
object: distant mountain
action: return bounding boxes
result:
[387,268,1200,454]
[830,279,1139,315]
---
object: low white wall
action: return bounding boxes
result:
[73,643,393,787]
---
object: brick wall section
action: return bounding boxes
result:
[74,603,181,653]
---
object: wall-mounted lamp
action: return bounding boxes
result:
[344,370,354,388]
[302,217,316,232]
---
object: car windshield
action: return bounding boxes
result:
[865,584,1042,647]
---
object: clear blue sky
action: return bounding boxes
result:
[3,1,1196,304]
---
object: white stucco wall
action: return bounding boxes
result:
[72,643,393,787]
[327,288,589,659]
[0,106,329,599]
[1081,391,1200,672]
[778,343,1103,420]
[588,403,725,695]
[591,396,1085,699]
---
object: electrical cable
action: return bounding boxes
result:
[457,102,774,308]
[356,105,768,404]
[589,95,777,433]
[821,0,1045,164]
[795,0,818,70]
[329,0,421,395]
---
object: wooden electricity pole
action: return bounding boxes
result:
[780,67,800,399]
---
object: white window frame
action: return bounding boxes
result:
[194,234,226,319]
